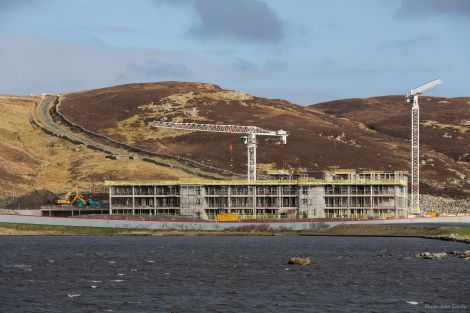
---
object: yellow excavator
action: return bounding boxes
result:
[56,190,75,205]
[55,189,101,208]
[70,193,87,207]
[55,189,87,207]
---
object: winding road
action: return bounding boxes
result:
[31,95,237,180]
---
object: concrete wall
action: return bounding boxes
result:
[180,185,206,218]
[298,186,326,218]
[0,214,468,231]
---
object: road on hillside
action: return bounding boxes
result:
[31,95,229,179]
[35,95,117,154]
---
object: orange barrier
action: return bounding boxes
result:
[216,213,239,222]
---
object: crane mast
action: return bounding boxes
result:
[405,78,443,214]
[148,121,288,181]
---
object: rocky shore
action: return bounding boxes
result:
[432,233,470,244]
[416,250,470,260]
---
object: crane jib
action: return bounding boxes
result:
[148,121,285,136]
[148,120,288,181]
[408,78,443,96]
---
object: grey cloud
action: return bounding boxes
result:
[0,34,205,94]
[378,35,438,54]
[233,58,256,71]
[159,0,284,43]
[233,58,288,72]
[397,0,470,17]
[121,60,190,80]
[265,59,287,70]
[67,25,147,36]
[0,0,37,11]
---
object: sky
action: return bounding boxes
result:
[0,0,469,104]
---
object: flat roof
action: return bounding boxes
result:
[105,178,407,186]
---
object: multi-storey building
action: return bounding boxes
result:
[106,170,408,219]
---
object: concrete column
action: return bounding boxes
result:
[252,185,256,218]
[228,186,231,213]
[132,186,135,215]
[109,186,112,215]
[154,185,157,216]
[394,186,398,218]
[347,185,351,218]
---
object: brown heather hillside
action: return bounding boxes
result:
[311,96,470,198]
[59,82,470,198]
[313,96,470,163]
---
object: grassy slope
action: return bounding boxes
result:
[0,96,197,200]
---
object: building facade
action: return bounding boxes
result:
[106,170,408,219]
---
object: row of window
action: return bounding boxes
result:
[330,173,405,181]
[112,185,405,196]
[111,197,180,207]
[325,197,396,207]
[325,186,399,195]
[111,186,180,196]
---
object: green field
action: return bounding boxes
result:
[436,227,470,238]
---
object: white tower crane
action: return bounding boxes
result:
[148,121,288,181]
[405,78,443,214]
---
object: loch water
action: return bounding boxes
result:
[0,236,468,312]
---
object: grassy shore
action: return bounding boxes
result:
[0,222,281,236]
[315,224,469,237]
[0,222,469,242]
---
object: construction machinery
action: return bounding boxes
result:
[86,198,101,208]
[55,190,74,205]
[55,189,101,208]
[70,193,87,207]
[406,78,443,214]
[148,121,288,180]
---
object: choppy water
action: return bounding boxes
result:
[0,236,468,313]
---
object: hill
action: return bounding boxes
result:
[58,82,469,198]
[0,95,197,207]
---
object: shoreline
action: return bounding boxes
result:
[0,222,468,243]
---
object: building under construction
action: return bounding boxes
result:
[106,169,408,219]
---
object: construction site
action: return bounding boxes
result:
[102,80,434,221]
[11,78,467,221]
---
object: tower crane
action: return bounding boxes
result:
[405,78,443,214]
[148,121,288,181]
